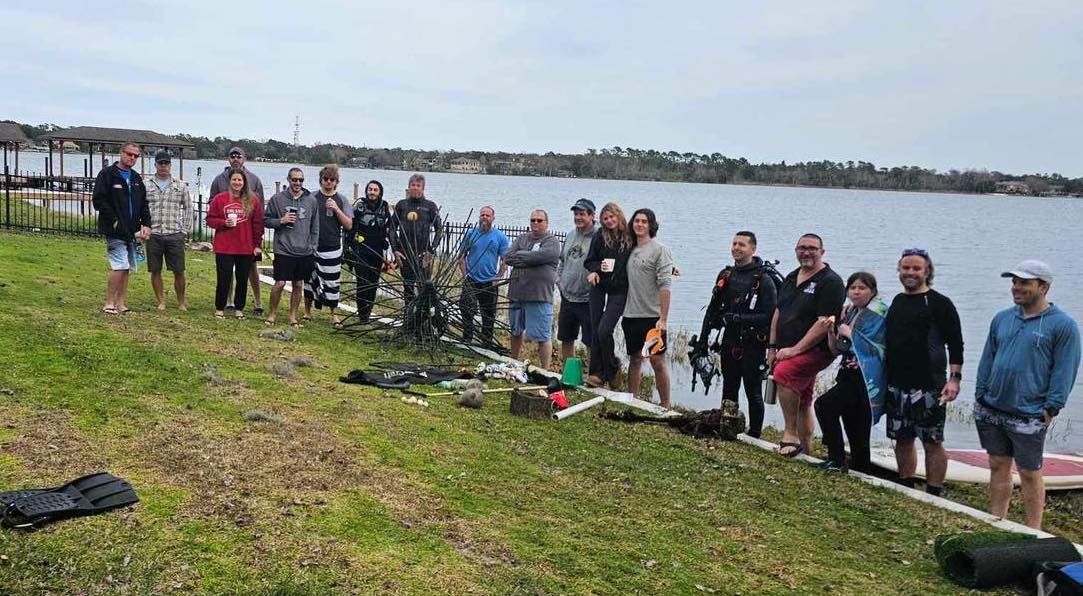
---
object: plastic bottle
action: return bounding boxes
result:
[134,241,146,265]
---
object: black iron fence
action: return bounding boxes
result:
[1,171,565,250]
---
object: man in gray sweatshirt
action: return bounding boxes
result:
[263,167,318,326]
[557,198,597,362]
[506,209,561,370]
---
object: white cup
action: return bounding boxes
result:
[601,258,615,272]
[227,213,238,225]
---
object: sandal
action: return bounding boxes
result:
[290,321,304,328]
[235,311,246,320]
[101,306,118,315]
[253,306,265,316]
[117,307,132,315]
[302,315,313,321]
[215,312,226,319]
[778,441,804,458]
[264,319,276,326]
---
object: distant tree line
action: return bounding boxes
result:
[9,121,1081,196]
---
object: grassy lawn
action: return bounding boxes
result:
[0,231,1047,594]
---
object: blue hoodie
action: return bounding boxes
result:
[974,304,1081,418]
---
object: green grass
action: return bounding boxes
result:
[0,230,1058,594]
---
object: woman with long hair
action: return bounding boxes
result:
[206,167,264,319]
[814,271,888,473]
[345,179,392,322]
[583,202,634,388]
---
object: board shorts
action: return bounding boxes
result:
[772,347,835,407]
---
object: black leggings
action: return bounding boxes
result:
[215,254,253,311]
[814,368,872,471]
[720,344,766,437]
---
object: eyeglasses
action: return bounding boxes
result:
[229,154,243,159]
[901,247,929,257]
[288,177,304,183]
[795,245,822,252]
[530,218,545,223]
[123,151,139,158]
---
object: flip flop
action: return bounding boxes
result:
[778,441,804,458]
[290,321,304,328]
[234,312,246,320]
[215,312,226,319]
[117,308,132,315]
[302,315,313,321]
[253,307,265,316]
[101,306,118,315]
[264,319,276,327]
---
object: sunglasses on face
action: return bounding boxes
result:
[321,177,337,182]
[901,247,929,257]
[795,245,821,252]
[229,154,243,159]
[530,218,545,223]
[123,152,139,158]
[289,177,304,183]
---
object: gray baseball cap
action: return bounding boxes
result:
[1001,260,1053,283]
[571,198,596,213]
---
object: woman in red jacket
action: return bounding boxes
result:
[206,167,264,319]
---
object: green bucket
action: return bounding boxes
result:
[562,357,584,386]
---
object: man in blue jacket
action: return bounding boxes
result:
[974,260,1081,529]
[92,142,151,314]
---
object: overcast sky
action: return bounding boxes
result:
[3,1,1081,176]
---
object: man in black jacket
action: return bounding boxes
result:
[700,231,778,438]
[390,174,443,332]
[92,142,151,314]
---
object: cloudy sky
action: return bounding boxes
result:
[3,1,1081,175]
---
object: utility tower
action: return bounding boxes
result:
[293,114,301,146]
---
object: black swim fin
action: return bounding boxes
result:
[1,472,138,529]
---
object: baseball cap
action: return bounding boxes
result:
[228,146,245,157]
[1001,260,1053,284]
[154,150,171,163]
[570,198,596,213]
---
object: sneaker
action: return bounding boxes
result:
[815,459,847,473]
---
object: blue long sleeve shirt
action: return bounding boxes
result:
[974,304,1081,417]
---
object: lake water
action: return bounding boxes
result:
[12,153,1083,451]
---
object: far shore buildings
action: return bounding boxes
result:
[449,157,484,174]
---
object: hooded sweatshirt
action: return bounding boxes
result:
[506,231,561,302]
[207,191,264,256]
[975,303,1081,418]
[558,225,596,303]
[264,187,318,257]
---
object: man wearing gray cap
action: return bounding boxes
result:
[974,260,1080,529]
[144,150,190,310]
[557,198,597,367]
[210,147,266,314]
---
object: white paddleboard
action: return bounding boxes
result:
[869,448,1083,491]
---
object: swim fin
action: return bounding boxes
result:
[1,472,138,529]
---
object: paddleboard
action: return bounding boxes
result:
[869,448,1083,490]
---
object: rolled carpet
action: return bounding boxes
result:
[939,534,1081,588]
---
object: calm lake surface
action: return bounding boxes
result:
[15,154,1083,451]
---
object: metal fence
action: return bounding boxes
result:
[1,171,565,250]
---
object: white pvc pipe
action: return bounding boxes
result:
[553,396,605,421]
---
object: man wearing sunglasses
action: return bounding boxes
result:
[884,248,964,497]
[263,167,317,326]
[768,233,846,457]
[974,260,1080,528]
[210,147,266,314]
[93,141,151,315]
[506,210,561,370]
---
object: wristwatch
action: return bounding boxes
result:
[949,371,962,382]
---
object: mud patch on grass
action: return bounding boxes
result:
[3,409,111,480]
[135,415,370,525]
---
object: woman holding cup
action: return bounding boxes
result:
[207,167,264,319]
[583,202,633,389]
